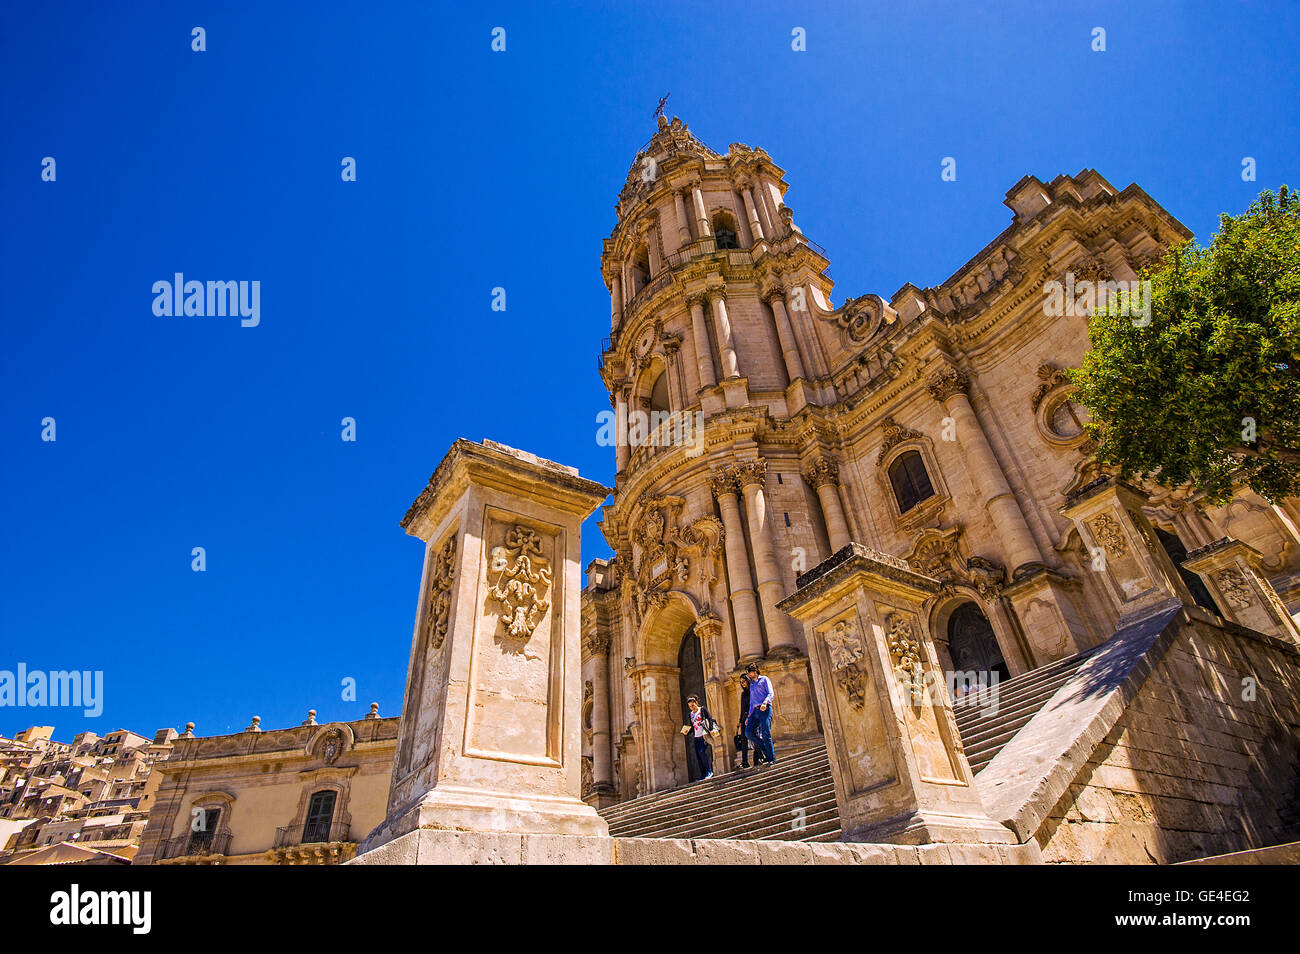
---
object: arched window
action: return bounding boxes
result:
[888,450,935,514]
[712,212,740,249]
[630,246,650,296]
[649,372,670,414]
[187,806,221,853]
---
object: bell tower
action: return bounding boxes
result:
[594,117,838,794]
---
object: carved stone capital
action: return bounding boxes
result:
[582,631,610,657]
[705,282,727,302]
[709,468,741,499]
[735,459,768,489]
[925,363,969,404]
[803,456,840,489]
[685,291,710,309]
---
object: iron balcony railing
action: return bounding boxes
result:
[163,829,232,859]
[274,821,350,848]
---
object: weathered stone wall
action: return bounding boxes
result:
[1036,620,1300,863]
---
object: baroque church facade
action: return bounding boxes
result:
[579,115,1300,808]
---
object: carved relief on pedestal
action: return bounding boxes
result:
[424,536,458,653]
[486,525,552,641]
[1215,567,1254,608]
[824,618,868,710]
[885,612,926,704]
[1088,513,1129,557]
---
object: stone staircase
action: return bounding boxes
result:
[599,649,1099,841]
[952,648,1100,773]
[601,742,841,841]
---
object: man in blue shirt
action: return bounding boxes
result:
[744,663,777,766]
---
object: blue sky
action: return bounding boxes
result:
[1,1,1296,741]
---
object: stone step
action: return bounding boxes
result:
[601,744,826,822]
[610,776,837,838]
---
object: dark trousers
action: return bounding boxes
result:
[737,731,766,766]
[693,735,713,777]
[745,707,776,765]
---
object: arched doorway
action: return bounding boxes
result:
[947,602,1009,691]
[677,627,706,781]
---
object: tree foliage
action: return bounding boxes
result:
[1071,187,1300,503]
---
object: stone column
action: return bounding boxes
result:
[926,362,1042,576]
[764,288,807,382]
[687,294,717,389]
[583,631,617,802]
[610,273,622,329]
[690,181,711,238]
[778,545,1017,846]
[643,221,662,275]
[354,439,612,864]
[614,387,630,475]
[673,189,692,245]
[707,283,740,379]
[1060,478,1194,619]
[755,177,780,238]
[710,468,765,663]
[1183,538,1300,643]
[736,459,798,654]
[803,456,851,552]
[740,184,765,242]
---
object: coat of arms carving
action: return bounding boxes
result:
[487,525,552,641]
[630,497,723,620]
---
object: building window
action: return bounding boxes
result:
[302,790,337,843]
[888,451,935,514]
[715,226,739,249]
[188,807,221,852]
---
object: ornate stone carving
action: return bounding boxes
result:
[903,526,964,592]
[487,525,552,640]
[824,619,868,710]
[423,535,457,653]
[630,497,724,618]
[1089,513,1129,557]
[926,363,969,403]
[803,456,840,489]
[1215,567,1254,608]
[1030,363,1071,412]
[885,613,926,703]
[966,556,1006,600]
[735,459,768,488]
[877,417,925,465]
[320,729,344,765]
[1070,256,1111,285]
[709,467,740,498]
[582,631,610,657]
[581,757,594,798]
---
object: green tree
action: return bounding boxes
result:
[1071,186,1300,504]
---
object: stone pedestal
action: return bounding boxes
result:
[778,544,1016,846]
[1061,478,1193,619]
[1002,568,1092,664]
[355,440,611,863]
[1183,538,1300,643]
